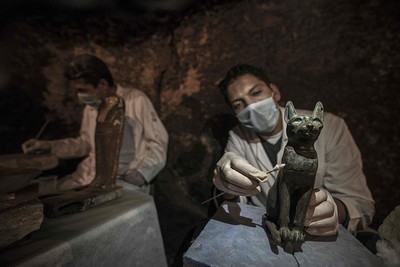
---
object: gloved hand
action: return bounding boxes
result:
[22,139,51,154]
[213,152,268,196]
[304,188,339,236]
[121,169,146,186]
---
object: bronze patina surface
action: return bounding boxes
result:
[264,101,324,253]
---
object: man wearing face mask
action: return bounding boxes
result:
[212,64,375,238]
[21,54,169,192]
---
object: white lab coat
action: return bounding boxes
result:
[223,107,375,234]
[48,85,169,191]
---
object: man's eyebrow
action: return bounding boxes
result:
[230,83,264,103]
[249,83,266,91]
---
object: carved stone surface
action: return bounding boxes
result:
[41,96,126,217]
[264,101,324,253]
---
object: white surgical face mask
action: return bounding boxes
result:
[77,93,102,108]
[236,96,279,133]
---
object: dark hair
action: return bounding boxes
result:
[64,54,114,87]
[218,64,270,103]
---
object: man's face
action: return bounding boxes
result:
[227,74,276,114]
[69,78,98,97]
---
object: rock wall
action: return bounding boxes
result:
[0,0,399,263]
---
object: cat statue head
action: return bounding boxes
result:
[284,101,324,147]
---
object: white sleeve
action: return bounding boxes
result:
[322,115,375,234]
[225,130,246,158]
[48,107,92,159]
[126,93,168,183]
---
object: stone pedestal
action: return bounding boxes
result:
[0,182,167,267]
[183,201,383,267]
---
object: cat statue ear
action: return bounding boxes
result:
[284,101,297,123]
[312,101,324,123]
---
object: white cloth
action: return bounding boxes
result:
[219,106,375,234]
[50,85,168,190]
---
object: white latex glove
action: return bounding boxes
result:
[22,139,51,154]
[304,188,339,236]
[120,169,146,186]
[213,152,268,196]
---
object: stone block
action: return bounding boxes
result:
[183,201,383,267]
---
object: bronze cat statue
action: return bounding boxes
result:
[264,101,324,253]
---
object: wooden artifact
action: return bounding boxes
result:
[264,101,324,253]
[0,199,43,248]
[0,167,44,248]
[0,153,59,171]
[0,168,41,194]
[41,96,125,217]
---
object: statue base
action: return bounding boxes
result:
[41,185,123,217]
[183,201,383,266]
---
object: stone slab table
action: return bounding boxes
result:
[183,201,382,267]
[0,181,167,267]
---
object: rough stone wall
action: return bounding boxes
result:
[0,0,399,263]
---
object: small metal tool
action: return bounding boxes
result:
[35,119,50,139]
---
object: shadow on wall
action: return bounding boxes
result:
[154,112,238,266]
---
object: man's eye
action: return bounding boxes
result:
[233,102,242,110]
[252,90,261,96]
